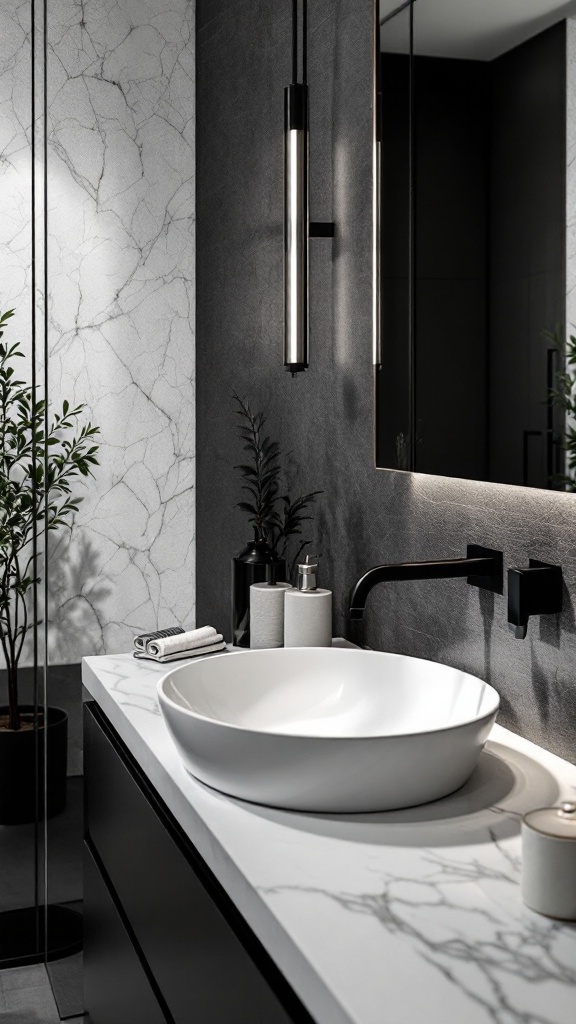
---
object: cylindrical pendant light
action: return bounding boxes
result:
[284,0,309,373]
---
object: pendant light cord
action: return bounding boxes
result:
[292,0,307,85]
[292,0,298,83]
[302,0,307,85]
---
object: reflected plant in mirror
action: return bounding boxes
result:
[546,324,576,491]
[375,0,574,489]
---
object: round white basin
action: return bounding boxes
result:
[157,647,500,812]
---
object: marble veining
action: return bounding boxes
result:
[1,0,195,669]
[83,646,576,1024]
[0,1,33,363]
[261,845,576,1024]
[45,0,195,662]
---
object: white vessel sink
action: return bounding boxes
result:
[157,647,499,813]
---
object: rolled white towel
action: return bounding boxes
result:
[133,626,184,651]
[134,640,227,663]
[147,626,220,658]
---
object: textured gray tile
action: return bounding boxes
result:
[1,966,46,993]
[0,965,60,1023]
[47,952,83,1020]
[197,0,576,765]
[2,987,59,1022]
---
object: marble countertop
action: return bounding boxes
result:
[82,643,576,1024]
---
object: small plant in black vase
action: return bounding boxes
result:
[231,394,322,646]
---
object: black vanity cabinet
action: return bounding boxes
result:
[84,703,315,1024]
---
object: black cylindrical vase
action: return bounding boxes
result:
[231,540,286,647]
[0,706,68,825]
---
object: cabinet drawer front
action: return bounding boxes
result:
[84,844,168,1024]
[84,704,301,1024]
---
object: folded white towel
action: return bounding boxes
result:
[134,640,227,663]
[147,626,220,658]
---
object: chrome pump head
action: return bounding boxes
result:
[297,553,318,591]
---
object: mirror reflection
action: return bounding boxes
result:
[376,0,576,490]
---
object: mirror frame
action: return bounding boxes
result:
[371,0,570,490]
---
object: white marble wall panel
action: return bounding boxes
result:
[0,1,33,356]
[0,0,195,667]
[2,2,196,666]
[42,0,195,662]
[0,2,44,676]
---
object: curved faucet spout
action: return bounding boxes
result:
[349,547,503,621]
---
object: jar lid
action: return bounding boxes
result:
[523,803,576,839]
[250,582,291,591]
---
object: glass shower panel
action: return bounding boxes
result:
[40,0,194,1012]
[42,1,88,1011]
[1,1,82,1005]
[0,0,47,971]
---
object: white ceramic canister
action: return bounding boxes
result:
[521,802,576,920]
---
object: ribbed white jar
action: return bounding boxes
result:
[521,803,576,919]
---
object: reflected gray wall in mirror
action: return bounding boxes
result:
[375,0,576,489]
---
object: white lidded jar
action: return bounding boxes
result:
[284,555,332,648]
[521,802,576,919]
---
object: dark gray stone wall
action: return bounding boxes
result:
[196,0,576,764]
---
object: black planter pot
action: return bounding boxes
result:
[0,706,68,825]
[231,540,286,647]
[0,905,83,969]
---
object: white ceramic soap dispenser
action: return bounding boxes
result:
[284,555,332,647]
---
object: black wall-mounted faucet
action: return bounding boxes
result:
[349,545,503,620]
[507,559,563,639]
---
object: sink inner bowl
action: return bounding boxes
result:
[161,647,496,737]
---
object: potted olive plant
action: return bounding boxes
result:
[0,309,100,824]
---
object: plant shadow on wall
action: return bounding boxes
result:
[231,395,322,647]
[46,528,111,664]
[0,309,100,825]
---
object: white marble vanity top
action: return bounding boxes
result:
[82,642,576,1024]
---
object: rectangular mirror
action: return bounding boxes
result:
[375,0,575,490]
